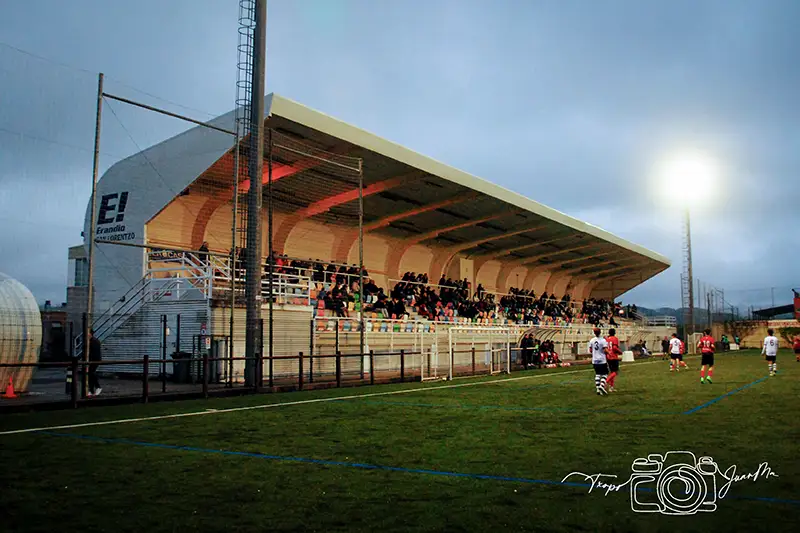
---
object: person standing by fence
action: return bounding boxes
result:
[87,330,102,397]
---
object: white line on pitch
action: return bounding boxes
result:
[0,358,670,436]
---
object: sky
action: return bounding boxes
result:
[0,0,798,311]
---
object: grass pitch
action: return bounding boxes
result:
[1,349,798,532]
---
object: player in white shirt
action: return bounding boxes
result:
[762,328,780,377]
[668,333,683,372]
[588,328,609,396]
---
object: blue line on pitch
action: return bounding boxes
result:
[40,431,591,488]
[40,431,800,507]
[683,377,768,415]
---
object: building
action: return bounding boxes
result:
[73,94,672,380]
[39,300,68,361]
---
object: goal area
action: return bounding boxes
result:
[445,326,511,380]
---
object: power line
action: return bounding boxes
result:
[0,40,220,119]
[0,125,128,160]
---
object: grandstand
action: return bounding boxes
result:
[72,94,672,384]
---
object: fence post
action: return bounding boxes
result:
[142,353,149,404]
[81,312,87,399]
[176,313,181,353]
[202,349,209,399]
[161,314,167,393]
[70,356,79,409]
[298,351,304,391]
[308,318,314,383]
[369,349,375,385]
[336,351,341,387]
[400,349,405,382]
[472,346,476,375]
[226,336,232,388]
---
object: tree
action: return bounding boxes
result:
[723,320,763,344]
[778,327,800,346]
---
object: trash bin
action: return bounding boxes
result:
[171,351,192,383]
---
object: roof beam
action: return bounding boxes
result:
[452,225,547,255]
[554,252,646,274]
[188,144,351,248]
[298,171,422,219]
[364,191,479,232]
[568,257,645,276]
[515,243,598,266]
[587,264,644,280]
[273,171,422,254]
[401,211,517,247]
[471,232,578,258]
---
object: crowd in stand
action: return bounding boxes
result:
[386,272,629,327]
[202,248,634,326]
[390,273,501,323]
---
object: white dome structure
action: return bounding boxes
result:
[0,272,42,393]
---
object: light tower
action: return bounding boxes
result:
[681,210,694,337]
[655,150,719,340]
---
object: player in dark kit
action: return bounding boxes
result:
[697,328,716,384]
[605,328,622,392]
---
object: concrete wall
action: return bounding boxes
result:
[716,319,800,349]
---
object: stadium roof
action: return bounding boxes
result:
[258,94,669,294]
[95,93,670,299]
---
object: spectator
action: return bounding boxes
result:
[87,329,102,397]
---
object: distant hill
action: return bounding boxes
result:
[636,306,744,325]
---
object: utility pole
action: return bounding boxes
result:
[84,72,104,397]
[244,0,267,386]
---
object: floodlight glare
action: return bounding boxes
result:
[654,150,719,208]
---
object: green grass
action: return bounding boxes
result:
[1,349,799,532]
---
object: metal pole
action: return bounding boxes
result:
[244,0,267,386]
[83,72,104,396]
[358,159,365,358]
[229,129,240,391]
[707,292,712,330]
[684,208,695,338]
[298,352,304,391]
[309,319,314,383]
[267,128,274,390]
[142,353,149,404]
[161,314,167,393]
[81,313,87,399]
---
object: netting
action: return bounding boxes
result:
[448,326,511,379]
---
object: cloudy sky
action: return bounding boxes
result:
[1,0,798,311]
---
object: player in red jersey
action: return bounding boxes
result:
[697,328,716,384]
[793,335,800,363]
[605,328,623,392]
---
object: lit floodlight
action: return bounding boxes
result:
[653,150,720,208]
